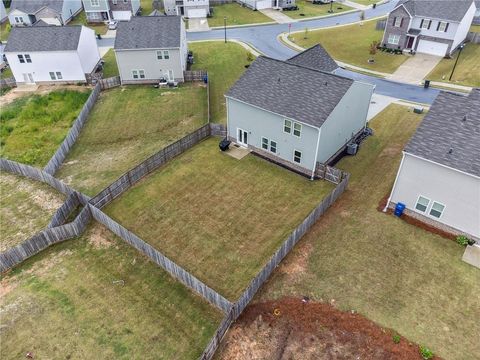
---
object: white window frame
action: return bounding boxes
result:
[429,201,445,219]
[163,50,170,60]
[132,70,139,79]
[393,17,402,27]
[270,140,277,154]
[261,137,268,150]
[112,0,118,4]
[293,123,302,137]
[437,21,447,32]
[421,19,430,29]
[283,119,292,134]
[156,50,163,60]
[18,54,25,63]
[293,150,302,164]
[91,0,100,7]
[56,71,63,80]
[24,54,32,63]
[15,16,24,24]
[139,70,145,79]
[388,34,400,45]
[414,195,430,213]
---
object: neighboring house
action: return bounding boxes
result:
[4,26,101,84]
[286,44,339,73]
[82,0,141,22]
[225,54,374,179]
[382,0,476,57]
[0,1,7,24]
[236,0,296,10]
[114,16,187,84]
[386,89,480,241]
[164,0,210,18]
[8,0,82,26]
[474,0,480,24]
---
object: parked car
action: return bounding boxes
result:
[108,21,118,30]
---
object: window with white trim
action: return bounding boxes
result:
[56,72,63,80]
[429,202,445,218]
[132,70,139,79]
[156,50,163,59]
[25,54,32,63]
[49,72,56,80]
[139,70,145,79]
[163,50,170,60]
[393,17,402,27]
[293,123,302,137]
[293,150,302,164]
[270,140,277,154]
[15,16,24,24]
[112,0,118,4]
[437,21,448,32]
[261,137,268,150]
[18,54,25,63]
[421,19,431,29]
[91,0,100,6]
[284,119,292,134]
[415,196,430,213]
[388,34,400,45]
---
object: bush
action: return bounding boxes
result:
[457,235,469,246]
[369,41,379,55]
[392,334,401,344]
[420,346,434,360]
[246,52,254,62]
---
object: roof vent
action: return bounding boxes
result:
[324,81,328,86]
[462,114,467,122]
[448,148,453,154]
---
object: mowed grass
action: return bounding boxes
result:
[105,138,334,300]
[69,10,108,35]
[208,4,272,27]
[289,18,408,73]
[1,22,10,41]
[286,1,353,20]
[426,43,480,87]
[351,0,380,5]
[0,173,65,252]
[56,85,208,196]
[0,89,91,167]
[0,224,222,359]
[102,49,119,78]
[140,0,154,15]
[190,42,253,123]
[258,105,480,360]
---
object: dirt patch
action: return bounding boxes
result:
[218,297,441,360]
[278,241,313,278]
[24,249,73,278]
[0,84,92,105]
[0,278,18,299]
[87,225,114,249]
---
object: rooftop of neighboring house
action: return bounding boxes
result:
[286,44,338,73]
[4,25,83,52]
[404,89,480,177]
[114,16,182,50]
[10,0,64,14]
[396,0,474,22]
[226,56,354,129]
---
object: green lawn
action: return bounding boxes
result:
[0,66,13,79]
[101,49,119,78]
[258,105,480,360]
[190,42,253,124]
[0,223,222,359]
[0,89,91,167]
[105,138,334,300]
[0,172,64,252]
[56,85,208,196]
[69,10,108,35]
[289,18,408,73]
[208,3,272,27]
[140,0,154,15]
[286,0,353,20]
[426,43,480,87]
[1,21,10,42]
[470,25,480,33]
[351,0,380,5]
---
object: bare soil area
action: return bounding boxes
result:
[0,85,92,106]
[217,297,441,360]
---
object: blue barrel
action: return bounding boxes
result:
[394,202,406,217]
[203,74,208,84]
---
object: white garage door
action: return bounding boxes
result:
[256,0,273,10]
[112,11,132,20]
[416,40,448,57]
[187,8,207,18]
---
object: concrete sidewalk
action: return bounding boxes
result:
[189,18,210,32]
[387,53,442,85]
[260,9,296,24]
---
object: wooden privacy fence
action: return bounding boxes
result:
[88,205,233,312]
[90,123,211,208]
[467,32,480,44]
[315,163,346,184]
[98,76,121,90]
[184,70,207,82]
[43,83,101,175]
[0,206,91,272]
[210,123,227,137]
[199,172,350,359]
[0,158,90,204]
[48,192,82,228]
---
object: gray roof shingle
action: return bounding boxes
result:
[405,89,480,177]
[4,26,82,52]
[114,16,182,50]
[398,0,474,22]
[226,56,354,128]
[286,44,338,73]
[10,0,63,14]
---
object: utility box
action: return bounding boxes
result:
[394,203,406,217]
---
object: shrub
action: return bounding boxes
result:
[420,346,434,360]
[392,334,401,344]
[370,41,379,55]
[456,235,470,246]
[246,52,254,62]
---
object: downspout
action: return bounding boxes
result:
[311,127,322,180]
[225,96,229,139]
[383,151,406,212]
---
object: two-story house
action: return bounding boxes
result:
[4,25,101,84]
[386,89,480,241]
[225,51,374,179]
[114,16,188,84]
[164,0,210,18]
[382,0,476,57]
[82,0,140,22]
[8,0,82,26]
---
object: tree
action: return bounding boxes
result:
[370,40,379,55]
[303,27,309,40]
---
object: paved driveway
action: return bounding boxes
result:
[387,53,442,85]
[189,18,210,32]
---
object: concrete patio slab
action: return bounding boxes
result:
[387,53,442,85]
[260,9,296,24]
[462,244,480,269]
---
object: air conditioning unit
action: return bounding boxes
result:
[346,143,358,155]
